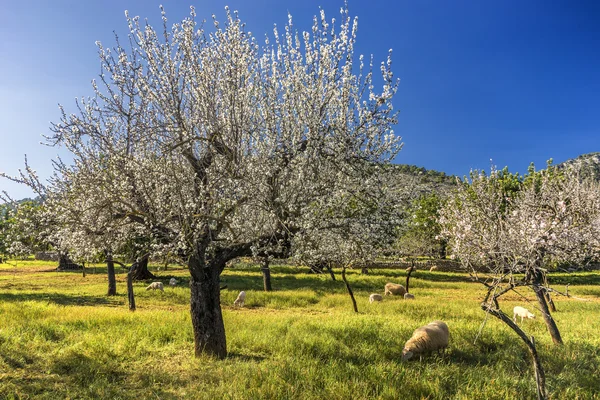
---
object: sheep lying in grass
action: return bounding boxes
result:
[384,283,407,296]
[146,282,164,291]
[404,293,415,300]
[513,306,535,323]
[233,291,246,307]
[169,278,178,287]
[369,293,383,303]
[402,320,449,361]
[429,266,438,272]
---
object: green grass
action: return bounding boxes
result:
[0,262,599,399]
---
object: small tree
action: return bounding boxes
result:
[397,192,447,258]
[292,168,399,312]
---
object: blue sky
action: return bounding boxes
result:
[1,0,598,200]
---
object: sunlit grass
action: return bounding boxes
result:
[0,262,598,399]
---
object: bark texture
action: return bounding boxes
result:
[189,256,227,359]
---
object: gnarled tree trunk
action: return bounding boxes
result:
[189,255,227,359]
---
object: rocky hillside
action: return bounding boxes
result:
[380,163,458,204]
[556,152,600,181]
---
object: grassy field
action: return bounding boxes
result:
[0,261,599,399]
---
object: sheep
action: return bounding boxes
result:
[169,278,178,287]
[429,266,438,272]
[404,293,415,300]
[369,293,383,303]
[402,320,450,361]
[146,282,164,291]
[405,267,414,273]
[384,282,407,296]
[513,306,535,323]
[233,291,246,307]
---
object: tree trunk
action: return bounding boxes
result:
[129,254,155,281]
[106,251,117,296]
[533,284,563,345]
[57,252,82,271]
[82,261,86,277]
[261,258,272,292]
[189,256,227,359]
[326,262,336,281]
[439,240,447,259]
[127,270,136,311]
[481,303,547,399]
[341,266,358,313]
[405,261,415,294]
[544,289,556,312]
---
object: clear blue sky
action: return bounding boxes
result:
[1,0,598,200]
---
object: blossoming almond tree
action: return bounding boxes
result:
[37,6,401,358]
[440,165,600,398]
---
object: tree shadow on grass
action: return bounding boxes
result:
[0,291,117,307]
[221,273,377,294]
[546,273,600,286]
[370,269,474,283]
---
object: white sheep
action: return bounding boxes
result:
[429,266,438,272]
[369,293,383,303]
[404,293,415,300]
[384,282,407,296]
[146,282,164,291]
[169,278,178,287]
[402,320,449,361]
[513,306,535,323]
[233,291,246,307]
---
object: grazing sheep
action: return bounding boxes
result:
[404,293,415,300]
[513,306,535,323]
[169,278,178,287]
[384,283,407,296]
[146,282,164,291]
[405,267,414,273]
[429,266,438,272]
[402,320,450,361]
[369,293,383,303]
[233,291,246,307]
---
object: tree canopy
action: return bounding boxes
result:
[5,5,402,358]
